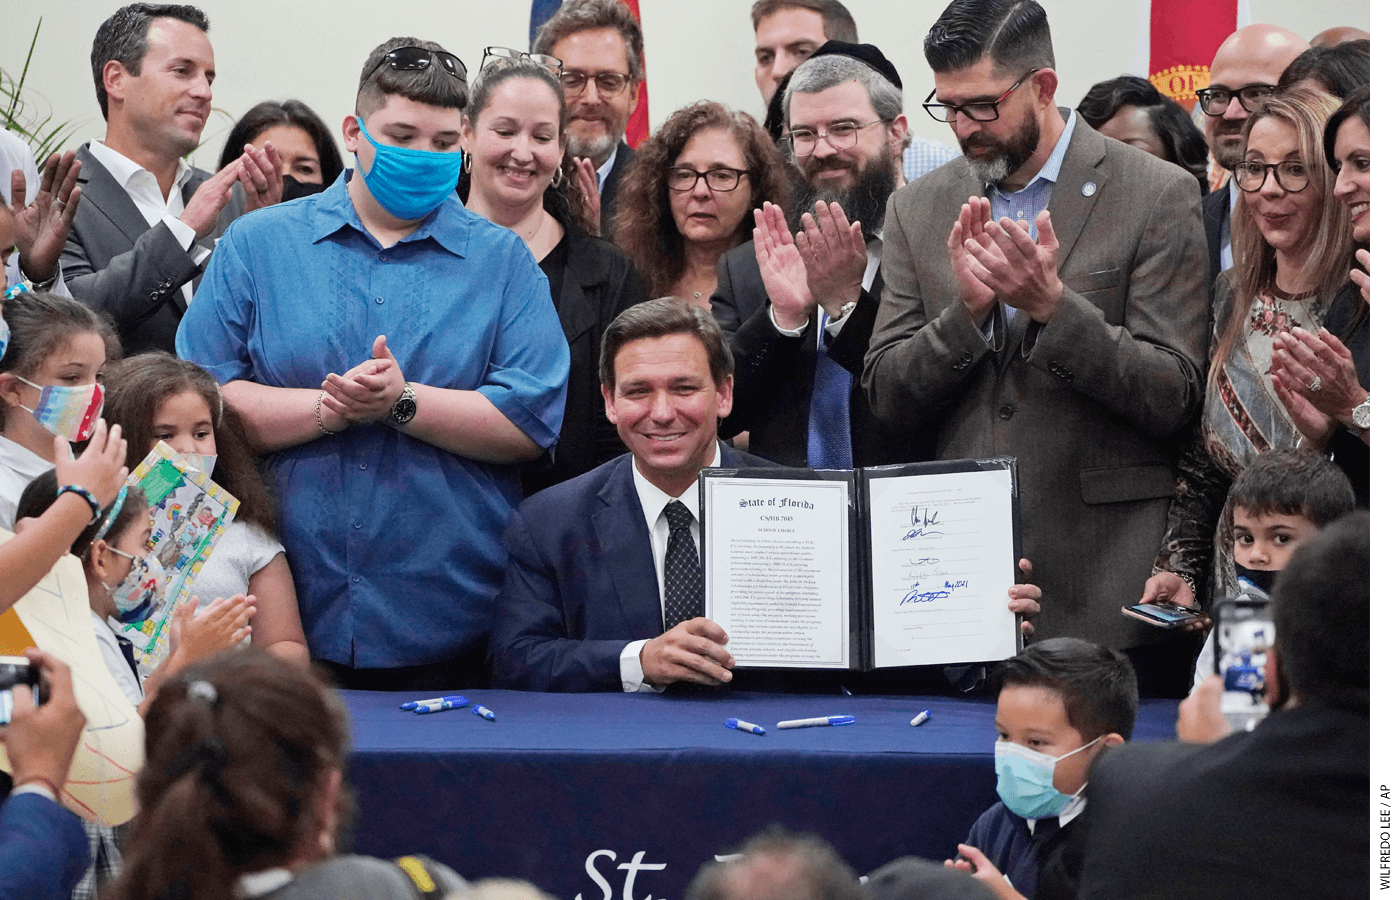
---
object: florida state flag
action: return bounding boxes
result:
[1135,0,1249,109]
[530,0,651,146]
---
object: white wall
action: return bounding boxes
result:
[0,0,1370,171]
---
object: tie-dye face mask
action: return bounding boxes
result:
[16,377,104,442]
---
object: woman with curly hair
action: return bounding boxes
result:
[612,101,788,306]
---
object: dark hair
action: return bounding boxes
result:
[0,291,119,430]
[685,825,861,900]
[924,0,1054,75]
[532,0,646,80]
[1277,40,1369,99]
[458,59,590,234]
[750,0,859,42]
[1324,87,1369,172]
[1271,511,1368,710]
[1225,449,1355,529]
[991,637,1138,741]
[356,37,469,117]
[219,100,343,189]
[102,353,276,533]
[612,102,788,297]
[600,298,734,391]
[105,651,352,900]
[17,469,148,559]
[1076,75,1210,193]
[91,4,209,120]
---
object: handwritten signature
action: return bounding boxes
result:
[899,579,969,606]
[901,557,941,567]
[903,507,944,541]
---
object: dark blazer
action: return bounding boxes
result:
[1079,705,1368,900]
[490,446,772,692]
[598,141,633,239]
[713,241,924,468]
[863,115,1209,650]
[1203,185,1230,292]
[0,792,92,900]
[522,229,646,496]
[1325,282,1370,506]
[61,142,237,353]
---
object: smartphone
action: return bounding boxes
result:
[1214,596,1273,732]
[1121,599,1209,629]
[0,656,42,725]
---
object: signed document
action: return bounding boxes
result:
[701,460,1020,672]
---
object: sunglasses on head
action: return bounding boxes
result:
[481,46,563,76]
[369,46,469,83]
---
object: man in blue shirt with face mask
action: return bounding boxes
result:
[177,37,569,691]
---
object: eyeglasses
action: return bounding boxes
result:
[559,70,632,98]
[369,46,469,83]
[786,119,887,156]
[666,167,752,192]
[481,46,563,76]
[1195,83,1274,117]
[922,69,1041,123]
[1233,159,1311,193]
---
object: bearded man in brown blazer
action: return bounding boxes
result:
[863,0,1208,693]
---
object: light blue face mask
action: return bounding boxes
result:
[0,313,8,362]
[994,738,1099,819]
[354,117,462,220]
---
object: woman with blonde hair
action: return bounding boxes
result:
[1141,86,1360,624]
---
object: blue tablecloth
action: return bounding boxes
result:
[344,689,1179,899]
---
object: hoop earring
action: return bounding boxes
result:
[463,154,472,174]
[551,166,564,188]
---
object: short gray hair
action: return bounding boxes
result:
[532,0,645,80]
[783,54,903,127]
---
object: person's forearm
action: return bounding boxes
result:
[222,380,334,453]
[398,385,545,464]
[0,493,95,613]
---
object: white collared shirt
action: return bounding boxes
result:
[594,143,620,191]
[619,443,722,692]
[86,141,210,304]
[0,435,53,530]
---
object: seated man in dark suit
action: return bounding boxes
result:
[1077,511,1369,900]
[62,4,281,353]
[712,42,922,469]
[491,298,762,692]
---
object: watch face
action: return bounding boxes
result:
[391,397,416,424]
[1353,400,1370,429]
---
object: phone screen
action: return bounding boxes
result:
[1214,597,1272,731]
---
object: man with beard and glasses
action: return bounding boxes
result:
[712,43,924,469]
[863,0,1209,694]
[1197,25,1308,289]
[532,0,644,236]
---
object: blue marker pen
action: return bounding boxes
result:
[725,718,765,735]
[471,704,496,721]
[776,715,855,729]
[910,709,931,727]
[409,696,470,715]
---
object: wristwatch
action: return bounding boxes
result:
[829,299,859,323]
[388,383,417,425]
[1349,394,1370,434]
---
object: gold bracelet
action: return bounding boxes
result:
[315,390,335,436]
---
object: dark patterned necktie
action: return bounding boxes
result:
[663,500,704,631]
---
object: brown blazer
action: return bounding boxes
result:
[862,115,1209,650]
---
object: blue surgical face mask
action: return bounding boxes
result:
[994,737,1100,819]
[354,117,462,220]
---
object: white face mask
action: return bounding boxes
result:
[178,452,218,479]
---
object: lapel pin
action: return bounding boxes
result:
[1081,182,1097,197]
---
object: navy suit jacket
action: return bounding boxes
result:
[599,142,633,239]
[0,792,91,900]
[489,446,772,692]
[1203,185,1230,295]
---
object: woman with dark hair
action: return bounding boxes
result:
[1277,40,1369,99]
[105,651,467,900]
[612,101,788,306]
[1141,87,1361,615]
[458,53,645,493]
[1076,75,1210,194]
[220,100,343,197]
[1269,88,1369,502]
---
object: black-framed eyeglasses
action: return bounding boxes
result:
[559,70,632,98]
[1233,159,1311,193]
[786,119,887,156]
[370,46,469,83]
[922,69,1041,123]
[666,167,752,192]
[1195,83,1274,117]
[481,46,563,76]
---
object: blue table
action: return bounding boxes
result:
[344,690,1179,899]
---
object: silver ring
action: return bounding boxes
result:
[54,199,65,209]
[1307,374,1323,393]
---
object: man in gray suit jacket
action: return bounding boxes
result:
[863,0,1208,685]
[61,4,281,353]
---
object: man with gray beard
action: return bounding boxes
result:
[712,42,924,469]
